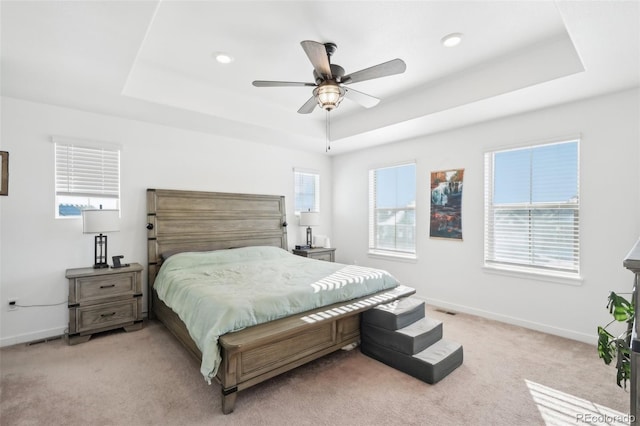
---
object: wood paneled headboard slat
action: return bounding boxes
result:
[146,188,288,299]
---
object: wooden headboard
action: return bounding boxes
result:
[146,189,288,295]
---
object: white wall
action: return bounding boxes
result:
[0,97,332,346]
[2,89,637,347]
[332,88,640,343]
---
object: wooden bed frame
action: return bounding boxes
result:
[146,188,415,413]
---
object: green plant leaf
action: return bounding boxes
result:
[615,339,631,389]
[607,292,634,322]
[599,291,635,389]
[597,326,615,364]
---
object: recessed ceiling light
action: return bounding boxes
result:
[214,52,234,64]
[441,33,463,48]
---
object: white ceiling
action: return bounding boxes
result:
[2,1,639,155]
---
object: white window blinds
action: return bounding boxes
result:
[368,162,416,256]
[54,137,121,217]
[484,139,580,276]
[55,143,120,198]
[294,169,320,214]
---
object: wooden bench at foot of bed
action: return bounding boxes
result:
[217,284,415,413]
[153,285,415,414]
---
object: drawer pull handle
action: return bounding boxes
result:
[100,284,115,289]
[100,312,116,318]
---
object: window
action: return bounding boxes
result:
[294,169,320,214]
[54,137,121,218]
[484,139,580,277]
[369,162,416,257]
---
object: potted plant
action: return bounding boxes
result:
[597,291,635,389]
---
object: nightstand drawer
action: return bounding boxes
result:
[76,299,139,333]
[75,273,137,303]
[292,248,336,262]
[313,252,334,262]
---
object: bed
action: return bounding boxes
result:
[146,189,415,413]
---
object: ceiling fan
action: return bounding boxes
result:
[252,40,406,114]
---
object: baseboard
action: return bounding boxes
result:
[1,312,150,348]
[0,326,68,348]
[424,297,595,345]
[1,305,593,348]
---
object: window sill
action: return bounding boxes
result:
[483,264,583,286]
[368,250,417,263]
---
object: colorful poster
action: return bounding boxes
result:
[430,169,464,240]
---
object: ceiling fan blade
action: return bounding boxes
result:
[297,96,318,114]
[253,80,316,87]
[344,87,380,108]
[301,40,332,80]
[341,58,406,85]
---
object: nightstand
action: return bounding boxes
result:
[292,247,336,262]
[65,263,144,345]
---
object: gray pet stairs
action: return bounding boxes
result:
[361,296,463,384]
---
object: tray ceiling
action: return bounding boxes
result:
[1,1,638,154]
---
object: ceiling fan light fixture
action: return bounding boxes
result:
[313,82,345,111]
[441,33,463,48]
[252,40,407,116]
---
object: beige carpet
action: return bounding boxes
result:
[0,306,631,426]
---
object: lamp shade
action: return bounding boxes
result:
[82,209,120,234]
[313,82,345,111]
[299,211,320,227]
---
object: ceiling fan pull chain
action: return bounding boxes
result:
[326,110,331,152]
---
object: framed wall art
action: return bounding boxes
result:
[0,151,8,196]
[430,168,464,240]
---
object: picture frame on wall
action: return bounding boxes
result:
[429,168,464,240]
[1,151,8,196]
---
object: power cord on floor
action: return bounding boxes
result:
[14,301,67,308]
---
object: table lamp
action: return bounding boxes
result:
[82,209,120,268]
[299,211,319,248]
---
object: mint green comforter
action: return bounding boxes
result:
[154,246,399,382]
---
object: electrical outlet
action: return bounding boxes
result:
[8,299,17,311]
